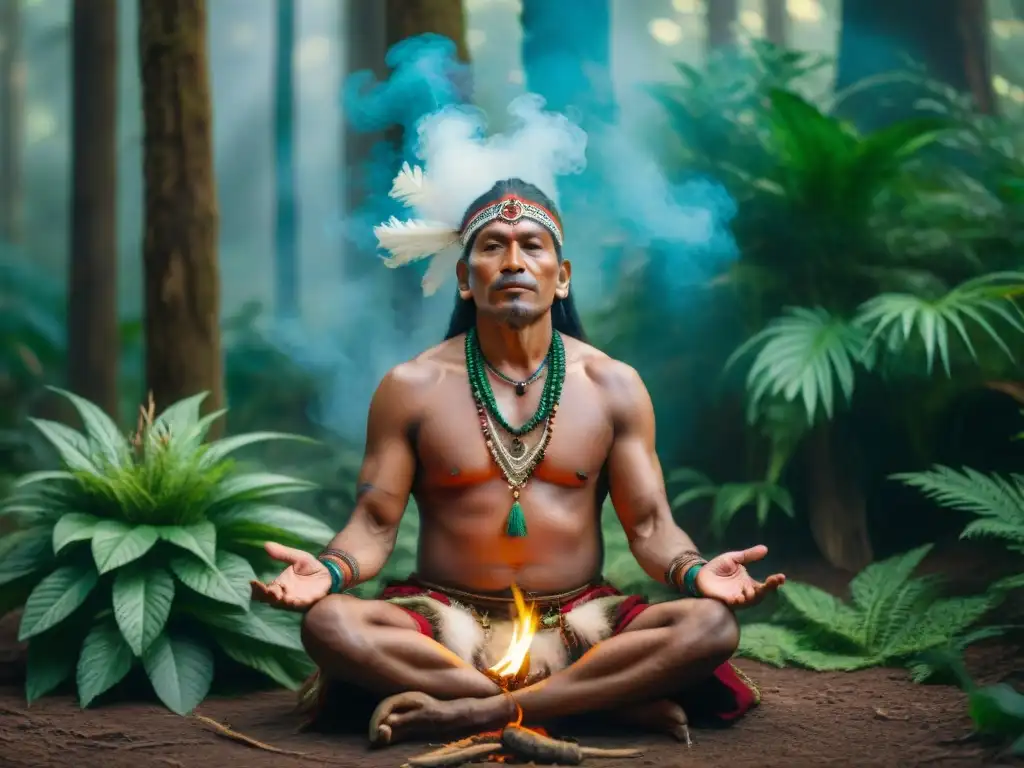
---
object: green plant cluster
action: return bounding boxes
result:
[0,388,333,714]
[736,545,996,671]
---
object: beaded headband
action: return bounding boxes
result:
[373,163,563,297]
[459,195,563,248]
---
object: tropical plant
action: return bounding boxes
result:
[736,545,997,672]
[894,465,1024,593]
[0,388,334,714]
[666,466,794,539]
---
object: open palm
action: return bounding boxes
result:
[695,545,785,608]
[250,541,332,610]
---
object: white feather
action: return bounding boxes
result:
[420,245,461,297]
[373,217,459,267]
[389,162,432,211]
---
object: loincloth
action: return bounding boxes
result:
[297,577,760,730]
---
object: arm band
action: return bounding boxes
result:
[682,563,704,598]
[318,548,360,593]
[319,557,345,594]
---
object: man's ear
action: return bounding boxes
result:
[456,258,472,300]
[555,258,572,300]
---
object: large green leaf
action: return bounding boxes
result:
[158,522,217,565]
[46,386,130,467]
[25,629,77,703]
[214,632,308,690]
[0,573,43,621]
[0,500,64,528]
[200,433,318,469]
[0,526,54,587]
[191,601,303,651]
[77,618,135,707]
[27,418,100,474]
[142,632,215,715]
[849,545,933,647]
[169,550,253,609]
[208,473,317,508]
[18,564,99,641]
[112,565,176,656]
[91,520,159,574]
[13,470,75,490]
[210,505,334,549]
[52,513,101,554]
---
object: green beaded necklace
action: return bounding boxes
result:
[465,327,566,537]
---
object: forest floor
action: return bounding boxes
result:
[0,548,1020,768]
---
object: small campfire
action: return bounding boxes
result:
[401,586,643,767]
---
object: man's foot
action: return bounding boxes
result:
[368,691,512,747]
[612,699,692,745]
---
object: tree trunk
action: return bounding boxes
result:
[0,0,24,243]
[138,0,223,427]
[68,1,119,419]
[383,0,469,334]
[805,423,873,572]
[706,0,738,52]
[764,0,786,48]
[274,0,299,319]
[835,0,994,129]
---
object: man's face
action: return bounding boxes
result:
[456,219,571,329]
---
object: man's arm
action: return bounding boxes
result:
[600,360,699,586]
[320,365,420,588]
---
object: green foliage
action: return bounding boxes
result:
[666,467,793,539]
[893,466,1024,561]
[737,545,997,672]
[968,683,1024,755]
[0,388,331,714]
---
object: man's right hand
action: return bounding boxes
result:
[250,541,333,610]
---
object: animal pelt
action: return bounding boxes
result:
[388,593,628,680]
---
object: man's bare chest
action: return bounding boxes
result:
[414,373,612,491]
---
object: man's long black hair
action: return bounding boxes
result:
[443,178,588,342]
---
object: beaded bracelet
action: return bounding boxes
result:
[319,557,345,594]
[682,563,704,598]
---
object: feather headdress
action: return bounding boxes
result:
[373,161,564,297]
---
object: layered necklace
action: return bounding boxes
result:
[465,327,566,537]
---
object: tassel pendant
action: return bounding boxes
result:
[506,496,527,537]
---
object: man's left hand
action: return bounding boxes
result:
[694,545,785,609]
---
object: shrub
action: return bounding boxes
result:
[0,388,333,714]
[737,545,997,672]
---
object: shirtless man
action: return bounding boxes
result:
[252,174,785,746]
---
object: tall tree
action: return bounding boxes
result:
[274,0,299,319]
[68,1,119,418]
[138,0,223,424]
[764,0,787,48]
[836,0,994,128]
[706,0,739,52]
[0,0,23,243]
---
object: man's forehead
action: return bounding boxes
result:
[475,218,551,240]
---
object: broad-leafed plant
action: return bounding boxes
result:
[0,388,333,714]
[736,545,997,672]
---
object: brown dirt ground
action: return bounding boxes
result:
[0,549,1021,768]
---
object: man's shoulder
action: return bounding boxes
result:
[567,337,642,394]
[378,338,463,395]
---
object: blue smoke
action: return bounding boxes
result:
[275,28,740,447]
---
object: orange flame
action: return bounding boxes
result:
[487,583,538,680]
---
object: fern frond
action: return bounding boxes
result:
[893,466,1024,545]
[777,582,864,647]
[737,623,876,671]
[849,544,933,646]
[884,594,997,658]
[874,575,942,650]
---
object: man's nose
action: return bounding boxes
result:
[499,242,526,272]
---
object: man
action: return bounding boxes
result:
[252,172,785,747]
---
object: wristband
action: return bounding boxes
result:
[682,563,704,598]
[319,557,345,594]
[320,548,360,584]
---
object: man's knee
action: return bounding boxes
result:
[671,598,740,663]
[302,594,374,665]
